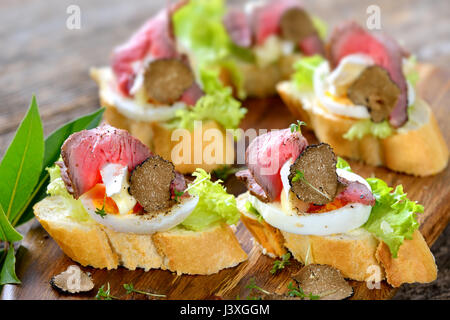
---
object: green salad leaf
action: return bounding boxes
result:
[171,70,246,131]
[336,157,352,172]
[173,0,247,97]
[292,55,325,91]
[405,55,420,87]
[311,16,328,41]
[343,119,393,140]
[363,178,422,258]
[180,169,240,231]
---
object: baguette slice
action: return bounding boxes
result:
[91,67,235,174]
[237,192,437,287]
[34,196,247,275]
[277,81,449,176]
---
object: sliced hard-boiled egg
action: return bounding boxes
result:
[80,185,199,234]
[100,163,136,215]
[251,161,372,236]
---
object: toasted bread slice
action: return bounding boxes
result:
[236,192,437,287]
[34,196,247,275]
[277,81,449,176]
[90,67,235,174]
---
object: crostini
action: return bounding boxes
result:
[173,0,327,98]
[236,126,437,287]
[277,21,448,176]
[34,125,247,275]
[91,3,246,174]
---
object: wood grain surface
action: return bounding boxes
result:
[0,0,449,300]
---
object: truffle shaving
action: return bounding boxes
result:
[129,155,176,213]
[292,264,353,300]
[280,8,317,42]
[50,265,94,294]
[143,58,194,104]
[347,65,401,123]
[288,143,338,205]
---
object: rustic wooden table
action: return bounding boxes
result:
[1,0,449,300]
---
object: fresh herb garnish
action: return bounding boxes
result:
[287,282,320,300]
[0,96,104,288]
[173,190,184,202]
[95,196,107,218]
[292,170,332,201]
[270,253,291,274]
[290,120,307,133]
[123,283,166,298]
[244,277,270,299]
[212,165,240,181]
[95,283,118,300]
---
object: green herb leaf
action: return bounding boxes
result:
[14,108,105,226]
[96,283,118,300]
[123,283,166,298]
[290,120,307,134]
[0,96,44,223]
[270,252,291,274]
[291,170,332,201]
[336,157,352,172]
[0,203,22,242]
[287,282,320,300]
[0,244,21,285]
[245,277,270,299]
[95,196,107,218]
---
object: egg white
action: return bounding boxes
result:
[80,193,199,234]
[249,160,372,236]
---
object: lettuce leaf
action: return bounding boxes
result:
[363,178,423,258]
[343,119,393,140]
[311,16,328,41]
[336,157,352,172]
[292,55,325,91]
[180,169,240,231]
[173,0,248,97]
[46,164,92,223]
[170,69,246,131]
[405,55,419,87]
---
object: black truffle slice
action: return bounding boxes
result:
[347,65,401,123]
[50,265,94,294]
[288,143,338,205]
[143,58,194,104]
[129,155,176,213]
[292,264,353,300]
[280,8,317,42]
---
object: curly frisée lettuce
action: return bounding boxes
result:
[46,164,92,223]
[180,169,240,231]
[336,157,352,172]
[292,55,325,91]
[170,69,247,131]
[343,119,393,140]
[363,178,423,258]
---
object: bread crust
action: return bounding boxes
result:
[277,81,449,176]
[376,230,437,287]
[237,192,437,286]
[91,67,235,174]
[34,196,247,275]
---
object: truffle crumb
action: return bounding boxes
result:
[50,265,94,294]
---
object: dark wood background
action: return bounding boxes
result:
[0,0,449,300]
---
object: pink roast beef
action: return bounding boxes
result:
[336,177,375,206]
[246,129,308,201]
[60,125,152,199]
[328,21,409,127]
[223,8,252,48]
[111,7,180,96]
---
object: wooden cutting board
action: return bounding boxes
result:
[1,64,449,300]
